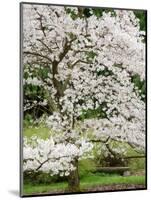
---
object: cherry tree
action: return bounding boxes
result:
[22,4,145,192]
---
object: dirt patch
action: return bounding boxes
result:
[83,184,146,192]
[26,184,146,196]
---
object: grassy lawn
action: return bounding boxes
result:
[24,126,50,139]
[23,174,145,195]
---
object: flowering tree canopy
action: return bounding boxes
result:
[23,4,146,182]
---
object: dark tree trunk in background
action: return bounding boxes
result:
[67,158,80,192]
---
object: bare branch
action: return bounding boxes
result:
[37,39,53,53]
[71,59,91,68]
[88,136,110,144]
[24,51,52,63]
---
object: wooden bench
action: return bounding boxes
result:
[94,166,130,176]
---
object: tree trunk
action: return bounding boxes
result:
[67,158,80,192]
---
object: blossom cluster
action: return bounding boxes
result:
[23,136,93,176]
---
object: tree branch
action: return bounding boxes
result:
[24,51,52,63]
[88,136,110,144]
[37,39,53,53]
[71,59,91,68]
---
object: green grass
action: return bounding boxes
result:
[80,174,145,187]
[23,174,145,195]
[24,182,67,194]
[24,126,51,139]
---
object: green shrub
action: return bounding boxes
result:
[23,171,67,185]
[79,159,96,178]
[128,158,145,171]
